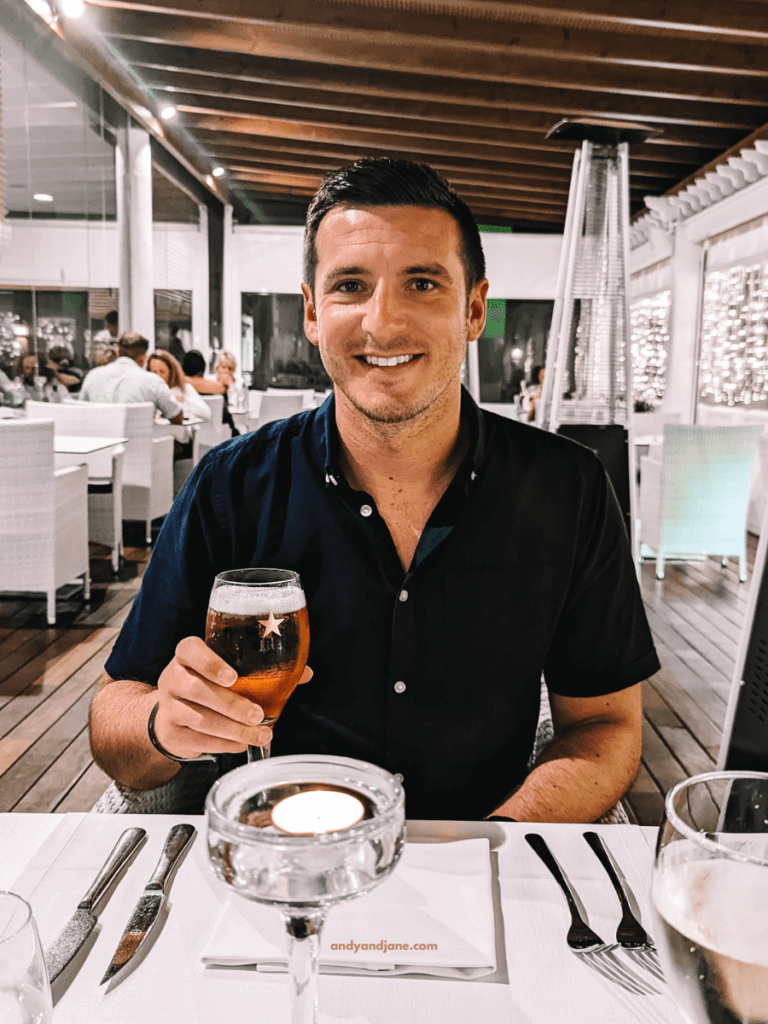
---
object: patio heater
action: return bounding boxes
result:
[538,118,661,545]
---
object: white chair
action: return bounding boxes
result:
[266,387,317,410]
[251,392,306,429]
[638,424,762,581]
[26,400,125,572]
[59,400,173,545]
[0,419,90,624]
[196,395,229,456]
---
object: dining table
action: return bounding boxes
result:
[0,812,684,1024]
[52,435,128,472]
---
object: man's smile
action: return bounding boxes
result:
[358,353,422,367]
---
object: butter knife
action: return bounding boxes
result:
[44,827,147,983]
[100,823,196,986]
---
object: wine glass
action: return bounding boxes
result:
[206,755,405,1024]
[651,770,768,1024]
[205,568,310,762]
[0,892,53,1024]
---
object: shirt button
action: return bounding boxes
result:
[394,680,406,694]
[360,504,373,517]
[394,773,404,783]
[398,589,408,602]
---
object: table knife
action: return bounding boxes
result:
[100,823,196,986]
[44,827,147,983]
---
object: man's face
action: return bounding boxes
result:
[302,205,488,424]
[22,355,38,381]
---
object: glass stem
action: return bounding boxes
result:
[247,741,271,761]
[281,910,327,1024]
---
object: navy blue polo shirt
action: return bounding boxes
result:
[106,389,660,820]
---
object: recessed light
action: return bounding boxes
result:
[212,166,225,178]
[61,0,85,17]
[33,193,54,202]
[160,105,177,121]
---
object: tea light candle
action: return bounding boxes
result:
[271,789,365,834]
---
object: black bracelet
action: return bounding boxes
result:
[147,702,217,764]
[485,815,518,822]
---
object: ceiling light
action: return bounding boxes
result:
[160,105,177,121]
[212,166,225,178]
[60,0,85,17]
[33,193,54,202]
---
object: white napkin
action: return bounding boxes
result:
[201,838,496,978]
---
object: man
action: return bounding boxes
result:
[88,310,120,366]
[80,332,183,424]
[89,158,659,822]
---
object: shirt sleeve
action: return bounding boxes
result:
[152,377,184,420]
[104,455,228,685]
[543,455,660,698]
[184,382,212,421]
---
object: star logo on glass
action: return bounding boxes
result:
[259,611,284,637]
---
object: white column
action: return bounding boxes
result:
[117,125,154,346]
[193,204,211,364]
[222,204,238,354]
[664,226,705,423]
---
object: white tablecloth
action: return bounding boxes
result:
[2,814,683,1024]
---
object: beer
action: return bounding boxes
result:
[205,583,310,721]
[652,856,768,1023]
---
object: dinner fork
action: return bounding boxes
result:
[525,833,660,995]
[583,832,657,951]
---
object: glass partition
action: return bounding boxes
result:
[477,299,553,405]
[241,292,331,391]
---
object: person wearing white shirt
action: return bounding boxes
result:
[146,349,211,451]
[80,334,183,424]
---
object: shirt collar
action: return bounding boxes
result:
[314,386,487,489]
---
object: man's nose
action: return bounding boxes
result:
[361,283,408,342]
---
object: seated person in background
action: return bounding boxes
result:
[12,351,64,403]
[89,156,658,824]
[46,345,83,393]
[215,350,237,389]
[88,310,120,367]
[80,333,183,424]
[524,364,545,423]
[184,349,239,437]
[147,349,211,459]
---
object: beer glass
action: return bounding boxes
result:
[205,568,310,762]
[651,770,768,1024]
[0,892,53,1024]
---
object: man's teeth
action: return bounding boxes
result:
[364,354,414,366]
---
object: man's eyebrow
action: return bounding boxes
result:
[403,263,452,280]
[322,265,367,288]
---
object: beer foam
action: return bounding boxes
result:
[210,583,306,617]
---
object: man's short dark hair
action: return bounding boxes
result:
[183,350,207,377]
[118,333,150,358]
[105,310,118,326]
[303,157,486,295]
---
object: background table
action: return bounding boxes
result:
[53,435,128,471]
[1,813,681,1024]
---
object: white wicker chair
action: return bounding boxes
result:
[196,394,229,456]
[26,400,126,572]
[265,387,317,410]
[638,424,762,581]
[250,391,306,430]
[0,419,90,624]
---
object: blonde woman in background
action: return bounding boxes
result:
[215,350,237,389]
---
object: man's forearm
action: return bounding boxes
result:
[89,676,180,790]
[492,720,640,824]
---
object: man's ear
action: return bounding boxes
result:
[301,282,319,347]
[467,278,490,342]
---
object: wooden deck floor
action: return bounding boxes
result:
[0,533,756,823]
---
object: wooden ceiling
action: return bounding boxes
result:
[70,0,768,227]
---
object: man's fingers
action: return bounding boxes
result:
[169,671,265,727]
[173,699,272,748]
[298,665,313,685]
[175,636,237,686]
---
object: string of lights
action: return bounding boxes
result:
[630,290,670,409]
[699,262,768,407]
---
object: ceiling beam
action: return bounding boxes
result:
[88,0,768,70]
[162,91,741,151]
[194,132,695,180]
[120,41,768,119]
[180,112,723,169]
[94,8,768,106]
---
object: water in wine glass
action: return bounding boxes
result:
[0,984,51,1024]
[653,854,768,1024]
[205,575,309,722]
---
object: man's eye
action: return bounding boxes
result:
[412,279,437,292]
[336,281,361,293]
